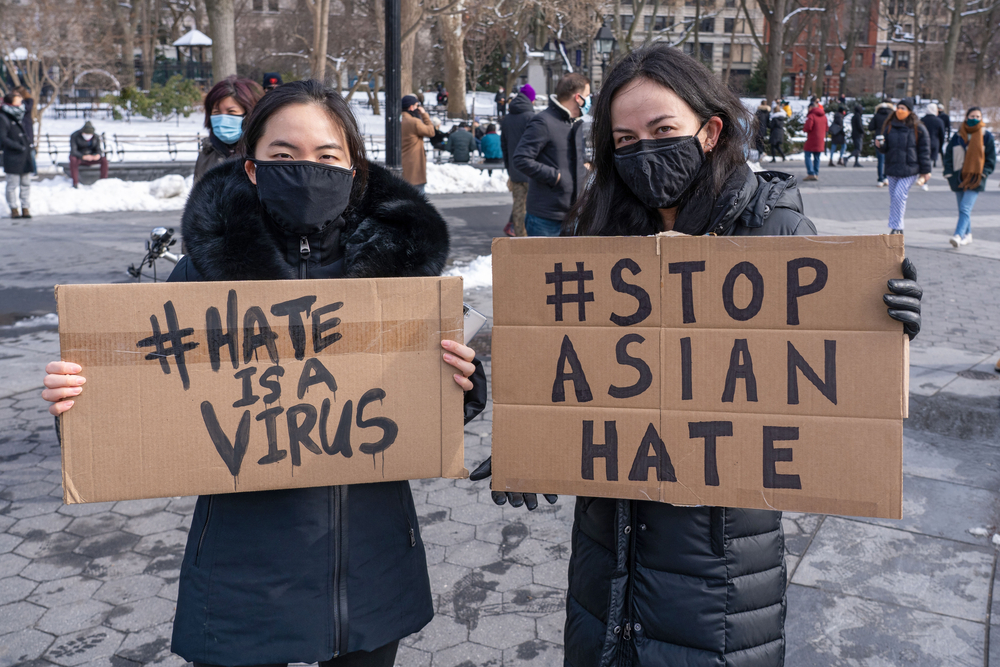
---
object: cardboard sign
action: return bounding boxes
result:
[491,235,908,519]
[56,277,467,504]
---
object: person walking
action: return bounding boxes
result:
[68,121,110,188]
[921,103,946,168]
[480,123,502,160]
[870,101,895,186]
[400,94,436,195]
[446,122,476,163]
[849,103,865,167]
[471,44,922,667]
[41,79,488,667]
[13,86,35,175]
[944,107,995,247]
[1,91,32,218]
[512,72,590,236]
[768,107,787,162]
[828,105,847,166]
[939,105,952,141]
[195,76,264,182]
[754,100,770,155]
[802,102,828,180]
[877,98,932,234]
[495,86,507,117]
[500,86,536,236]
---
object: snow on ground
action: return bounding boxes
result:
[0,174,192,217]
[425,163,508,194]
[444,254,493,290]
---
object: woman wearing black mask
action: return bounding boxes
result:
[559,45,923,667]
[41,80,487,667]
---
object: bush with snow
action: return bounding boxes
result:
[0,174,191,217]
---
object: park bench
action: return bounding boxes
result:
[50,104,115,121]
[469,159,505,177]
[108,134,202,161]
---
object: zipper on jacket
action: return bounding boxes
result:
[622,500,639,648]
[299,236,311,279]
[332,486,342,657]
[194,496,214,566]
[397,484,416,546]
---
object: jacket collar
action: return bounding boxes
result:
[548,95,582,123]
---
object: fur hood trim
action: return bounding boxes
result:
[181,159,449,281]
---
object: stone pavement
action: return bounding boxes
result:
[1,165,999,666]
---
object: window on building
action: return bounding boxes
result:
[644,15,670,31]
[253,0,279,11]
[700,17,715,32]
[269,0,279,9]
[724,17,734,32]
[683,42,695,56]
[253,0,263,9]
[896,51,909,68]
[700,42,714,60]
[784,51,793,67]
[622,14,634,30]
[856,52,864,67]
[685,0,697,7]
[725,0,736,6]
[723,42,731,59]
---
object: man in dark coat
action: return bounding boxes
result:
[939,106,952,141]
[446,122,476,163]
[1,90,32,218]
[869,102,895,185]
[754,101,770,155]
[170,158,487,665]
[69,121,110,188]
[500,91,536,236]
[512,72,590,236]
[849,103,865,166]
[921,103,946,167]
[495,86,507,117]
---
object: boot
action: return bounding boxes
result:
[9,209,20,219]
[838,157,845,166]
[828,159,835,167]
[21,208,30,219]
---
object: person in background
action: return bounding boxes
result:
[849,103,865,167]
[500,85,536,236]
[870,101,895,186]
[921,103,946,168]
[782,99,792,117]
[195,76,264,182]
[512,72,590,236]
[429,117,448,151]
[400,94,436,195]
[471,119,484,153]
[877,97,932,234]
[495,86,507,118]
[446,122,476,163]
[944,107,995,247]
[939,104,952,141]
[262,72,283,92]
[436,83,448,107]
[69,120,109,189]
[0,91,31,218]
[802,100,828,180]
[13,86,35,175]
[480,123,502,161]
[768,106,787,162]
[828,105,847,166]
[754,100,770,155]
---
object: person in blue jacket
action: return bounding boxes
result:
[41,80,488,667]
[480,123,503,160]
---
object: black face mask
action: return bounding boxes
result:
[614,132,706,209]
[253,160,354,236]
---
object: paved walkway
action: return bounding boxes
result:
[1,165,999,666]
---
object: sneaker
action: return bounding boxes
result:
[854,163,863,167]
[960,234,973,246]
[889,229,904,235]
[877,181,887,188]
[950,234,962,247]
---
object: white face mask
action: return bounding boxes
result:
[82,133,94,141]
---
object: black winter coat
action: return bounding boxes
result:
[768,115,786,146]
[878,119,932,178]
[869,106,892,137]
[755,106,770,148]
[0,107,31,174]
[851,110,864,141]
[513,97,587,221]
[566,166,816,667]
[69,129,104,160]
[921,113,945,155]
[501,94,536,182]
[168,159,481,665]
[829,112,846,144]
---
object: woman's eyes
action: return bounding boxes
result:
[616,127,674,145]
[617,135,636,145]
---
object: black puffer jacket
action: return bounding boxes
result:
[878,118,932,178]
[566,165,815,667]
[501,93,536,182]
[829,111,846,144]
[169,159,484,665]
[0,106,31,174]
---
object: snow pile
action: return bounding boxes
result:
[425,163,509,194]
[969,527,989,537]
[444,254,492,290]
[0,174,193,217]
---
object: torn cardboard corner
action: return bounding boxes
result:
[491,234,907,519]
[56,276,467,504]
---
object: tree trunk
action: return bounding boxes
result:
[400,0,420,94]
[310,0,331,82]
[441,1,467,118]
[205,0,237,81]
[112,0,137,88]
[694,0,701,63]
[940,0,964,109]
[816,4,829,99]
[973,2,1000,97]
[763,0,786,103]
[722,24,737,86]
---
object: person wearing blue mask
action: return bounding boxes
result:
[194,76,265,182]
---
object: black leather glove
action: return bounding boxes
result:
[464,358,488,425]
[469,457,558,510]
[884,257,921,340]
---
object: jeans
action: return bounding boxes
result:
[954,189,980,237]
[804,151,821,176]
[525,212,563,237]
[5,173,30,210]
[830,143,846,161]
[876,152,886,182]
[193,639,399,667]
[69,155,109,187]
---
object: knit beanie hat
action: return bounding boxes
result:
[520,84,536,102]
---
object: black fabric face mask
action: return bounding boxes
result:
[614,131,706,209]
[253,160,354,236]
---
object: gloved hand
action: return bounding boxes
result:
[884,257,921,340]
[469,457,558,510]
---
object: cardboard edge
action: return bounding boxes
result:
[440,277,469,479]
[54,285,77,505]
[902,335,910,419]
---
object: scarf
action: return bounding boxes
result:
[1,104,25,122]
[958,121,985,190]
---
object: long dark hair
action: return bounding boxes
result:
[570,44,753,236]
[239,79,369,203]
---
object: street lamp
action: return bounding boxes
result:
[542,41,558,63]
[879,46,894,102]
[823,62,833,101]
[594,24,615,86]
[839,64,847,100]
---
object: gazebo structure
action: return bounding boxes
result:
[171,29,213,83]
